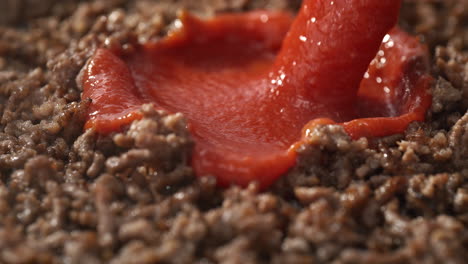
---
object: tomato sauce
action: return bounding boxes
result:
[82,0,431,188]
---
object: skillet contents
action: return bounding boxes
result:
[83,0,431,188]
[1,0,468,263]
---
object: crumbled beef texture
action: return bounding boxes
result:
[0,0,468,263]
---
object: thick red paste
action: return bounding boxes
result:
[82,0,432,188]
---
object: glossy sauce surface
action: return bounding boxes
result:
[82,0,431,188]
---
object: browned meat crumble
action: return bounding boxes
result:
[0,0,468,263]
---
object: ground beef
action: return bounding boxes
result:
[1,0,468,263]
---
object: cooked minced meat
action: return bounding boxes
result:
[1,0,468,263]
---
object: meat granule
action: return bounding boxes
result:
[0,0,468,263]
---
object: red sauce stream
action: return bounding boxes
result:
[82,0,432,189]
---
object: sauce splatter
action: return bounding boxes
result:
[82,0,431,189]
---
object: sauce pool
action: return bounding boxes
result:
[82,0,432,189]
